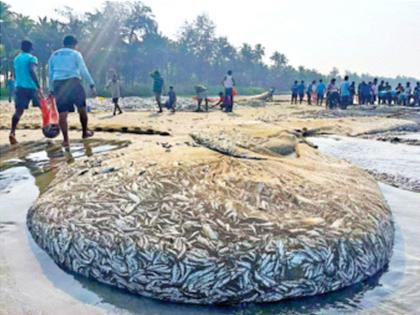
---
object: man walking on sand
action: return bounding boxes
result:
[151,70,164,113]
[48,35,96,148]
[106,71,123,116]
[9,40,41,145]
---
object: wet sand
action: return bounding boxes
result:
[0,167,108,315]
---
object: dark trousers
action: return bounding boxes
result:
[340,95,350,109]
[379,95,385,104]
[317,94,324,106]
[291,93,298,104]
[359,94,368,105]
[307,92,312,105]
[328,92,339,109]
[224,88,234,112]
[112,97,122,114]
[371,95,377,104]
[386,93,392,105]
[298,93,304,104]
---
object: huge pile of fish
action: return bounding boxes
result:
[27,133,394,304]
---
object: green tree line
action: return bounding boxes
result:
[1,0,418,96]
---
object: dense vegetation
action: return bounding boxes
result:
[1,0,418,96]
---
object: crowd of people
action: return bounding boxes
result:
[6,35,420,148]
[6,36,238,147]
[291,77,420,109]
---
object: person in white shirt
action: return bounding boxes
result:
[106,72,123,116]
[222,70,236,112]
[48,35,96,148]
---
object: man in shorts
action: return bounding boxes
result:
[48,35,96,147]
[9,40,41,145]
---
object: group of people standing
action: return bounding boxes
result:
[292,78,420,109]
[150,70,237,113]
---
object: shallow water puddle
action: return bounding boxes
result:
[0,139,129,192]
[309,135,420,192]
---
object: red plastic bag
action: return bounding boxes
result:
[40,95,60,138]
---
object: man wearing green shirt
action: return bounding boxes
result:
[151,70,164,113]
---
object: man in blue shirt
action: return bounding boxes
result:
[297,80,305,104]
[367,81,373,104]
[385,82,392,105]
[151,70,164,113]
[414,82,420,106]
[291,81,298,104]
[9,40,41,145]
[359,81,370,105]
[165,86,176,113]
[340,75,351,109]
[378,80,386,104]
[316,79,326,106]
[48,35,96,148]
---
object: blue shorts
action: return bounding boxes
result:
[15,87,40,110]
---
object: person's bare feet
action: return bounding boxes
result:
[82,130,94,139]
[9,133,18,145]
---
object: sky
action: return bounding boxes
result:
[6,0,420,79]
